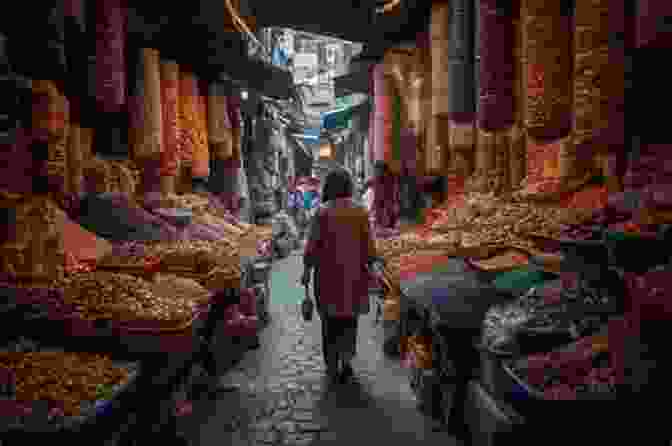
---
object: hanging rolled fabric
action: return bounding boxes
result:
[226,95,242,167]
[603,0,626,191]
[430,1,450,117]
[130,48,163,161]
[178,72,198,168]
[67,124,84,194]
[447,0,477,178]
[373,63,391,164]
[80,127,93,163]
[427,116,450,174]
[31,80,67,140]
[31,80,70,196]
[478,0,515,131]
[509,125,526,190]
[208,82,233,160]
[94,0,126,114]
[191,84,210,179]
[522,0,572,142]
[390,86,402,174]
[430,1,451,174]
[159,59,180,194]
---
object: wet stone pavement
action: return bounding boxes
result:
[181,252,461,446]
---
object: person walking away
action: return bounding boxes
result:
[301,169,377,383]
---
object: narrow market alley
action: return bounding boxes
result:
[184,250,459,446]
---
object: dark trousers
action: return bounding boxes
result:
[320,315,358,371]
[438,327,481,432]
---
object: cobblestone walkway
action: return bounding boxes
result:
[186,252,461,446]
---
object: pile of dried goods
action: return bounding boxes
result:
[0,351,131,417]
[53,272,197,326]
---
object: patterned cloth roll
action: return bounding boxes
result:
[95,0,126,113]
[160,60,180,177]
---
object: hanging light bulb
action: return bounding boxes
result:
[241,90,249,100]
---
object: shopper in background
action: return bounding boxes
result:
[301,169,377,383]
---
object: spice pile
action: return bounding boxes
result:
[0,351,132,417]
[145,240,239,272]
[52,272,197,327]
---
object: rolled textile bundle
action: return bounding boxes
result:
[389,87,402,174]
[479,0,515,130]
[399,128,418,174]
[178,72,199,166]
[80,127,93,162]
[207,82,233,149]
[67,124,85,194]
[95,0,126,113]
[426,116,449,173]
[373,64,392,163]
[139,48,163,160]
[160,59,180,177]
[226,95,242,165]
[192,92,210,178]
[509,126,526,189]
[31,80,68,139]
[430,1,450,117]
[522,0,572,141]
